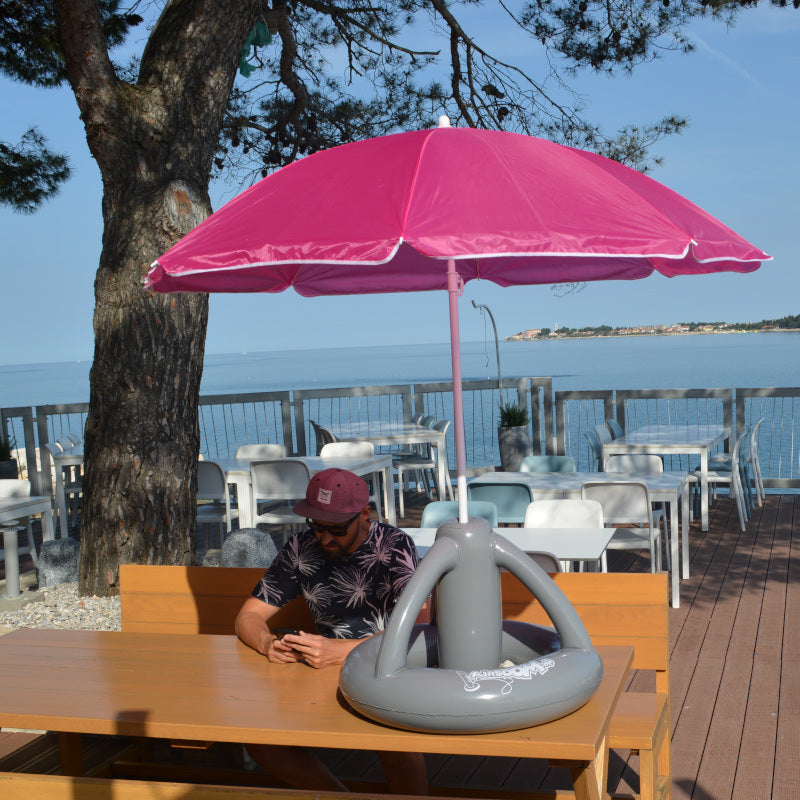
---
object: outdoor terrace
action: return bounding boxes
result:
[1,488,797,799]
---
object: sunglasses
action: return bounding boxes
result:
[306,514,360,537]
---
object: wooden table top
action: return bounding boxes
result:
[0,629,631,763]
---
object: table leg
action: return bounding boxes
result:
[669,495,680,609]
[58,732,85,776]
[700,449,710,532]
[40,502,55,542]
[383,464,397,526]
[559,741,607,800]
[1,526,20,599]
[681,479,691,583]
[55,467,68,538]
[229,475,252,528]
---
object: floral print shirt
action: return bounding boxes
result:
[251,521,419,639]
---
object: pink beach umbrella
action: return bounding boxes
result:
[147,117,770,521]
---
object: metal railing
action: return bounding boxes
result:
[4,381,799,495]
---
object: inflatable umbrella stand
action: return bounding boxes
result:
[339,517,603,733]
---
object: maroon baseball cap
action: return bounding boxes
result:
[292,468,370,523]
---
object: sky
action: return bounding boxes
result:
[1,4,798,366]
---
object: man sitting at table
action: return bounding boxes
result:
[235,467,427,794]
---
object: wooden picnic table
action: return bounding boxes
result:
[0,628,632,800]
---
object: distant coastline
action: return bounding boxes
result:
[506,315,800,342]
[507,328,800,342]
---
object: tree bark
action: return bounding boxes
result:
[55,0,260,594]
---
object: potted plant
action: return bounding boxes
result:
[497,402,532,471]
[0,429,18,479]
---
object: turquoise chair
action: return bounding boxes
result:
[420,500,498,529]
[519,455,577,473]
[466,481,534,525]
[606,418,624,439]
[584,429,603,472]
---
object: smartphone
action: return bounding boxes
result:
[273,627,299,640]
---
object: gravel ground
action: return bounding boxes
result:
[0,582,121,633]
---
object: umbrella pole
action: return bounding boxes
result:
[447,259,469,523]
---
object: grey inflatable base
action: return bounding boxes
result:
[340,621,602,734]
[339,517,604,734]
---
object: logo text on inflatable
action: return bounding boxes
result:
[456,657,557,695]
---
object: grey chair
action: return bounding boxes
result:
[395,419,453,517]
[309,420,337,455]
[195,460,239,549]
[593,423,612,445]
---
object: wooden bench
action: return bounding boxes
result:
[119,564,316,634]
[119,565,670,800]
[0,772,449,800]
[502,571,670,800]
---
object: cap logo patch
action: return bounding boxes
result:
[316,488,333,505]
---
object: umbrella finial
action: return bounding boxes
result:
[437,115,451,128]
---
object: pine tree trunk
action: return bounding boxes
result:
[79,185,209,593]
[55,0,260,595]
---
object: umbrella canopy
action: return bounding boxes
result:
[147,117,770,519]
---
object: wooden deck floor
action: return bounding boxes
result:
[1,490,797,798]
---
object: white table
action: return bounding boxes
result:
[601,424,729,532]
[404,526,616,569]
[0,495,54,599]
[470,470,690,608]
[329,421,449,501]
[212,453,396,527]
[50,443,83,537]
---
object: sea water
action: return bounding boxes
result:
[2,332,797,409]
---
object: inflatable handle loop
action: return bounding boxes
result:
[491,533,594,652]
[375,537,459,678]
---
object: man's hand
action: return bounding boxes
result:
[265,632,307,663]
[280,631,363,669]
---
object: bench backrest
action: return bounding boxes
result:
[119,566,668,690]
[119,564,316,635]
[501,571,669,692]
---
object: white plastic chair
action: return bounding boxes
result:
[707,418,765,508]
[320,441,385,518]
[196,461,239,549]
[249,459,311,540]
[395,419,453,517]
[697,429,750,533]
[0,478,38,566]
[234,443,287,460]
[523,498,605,572]
[581,481,663,573]
[43,440,82,537]
[603,454,669,570]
